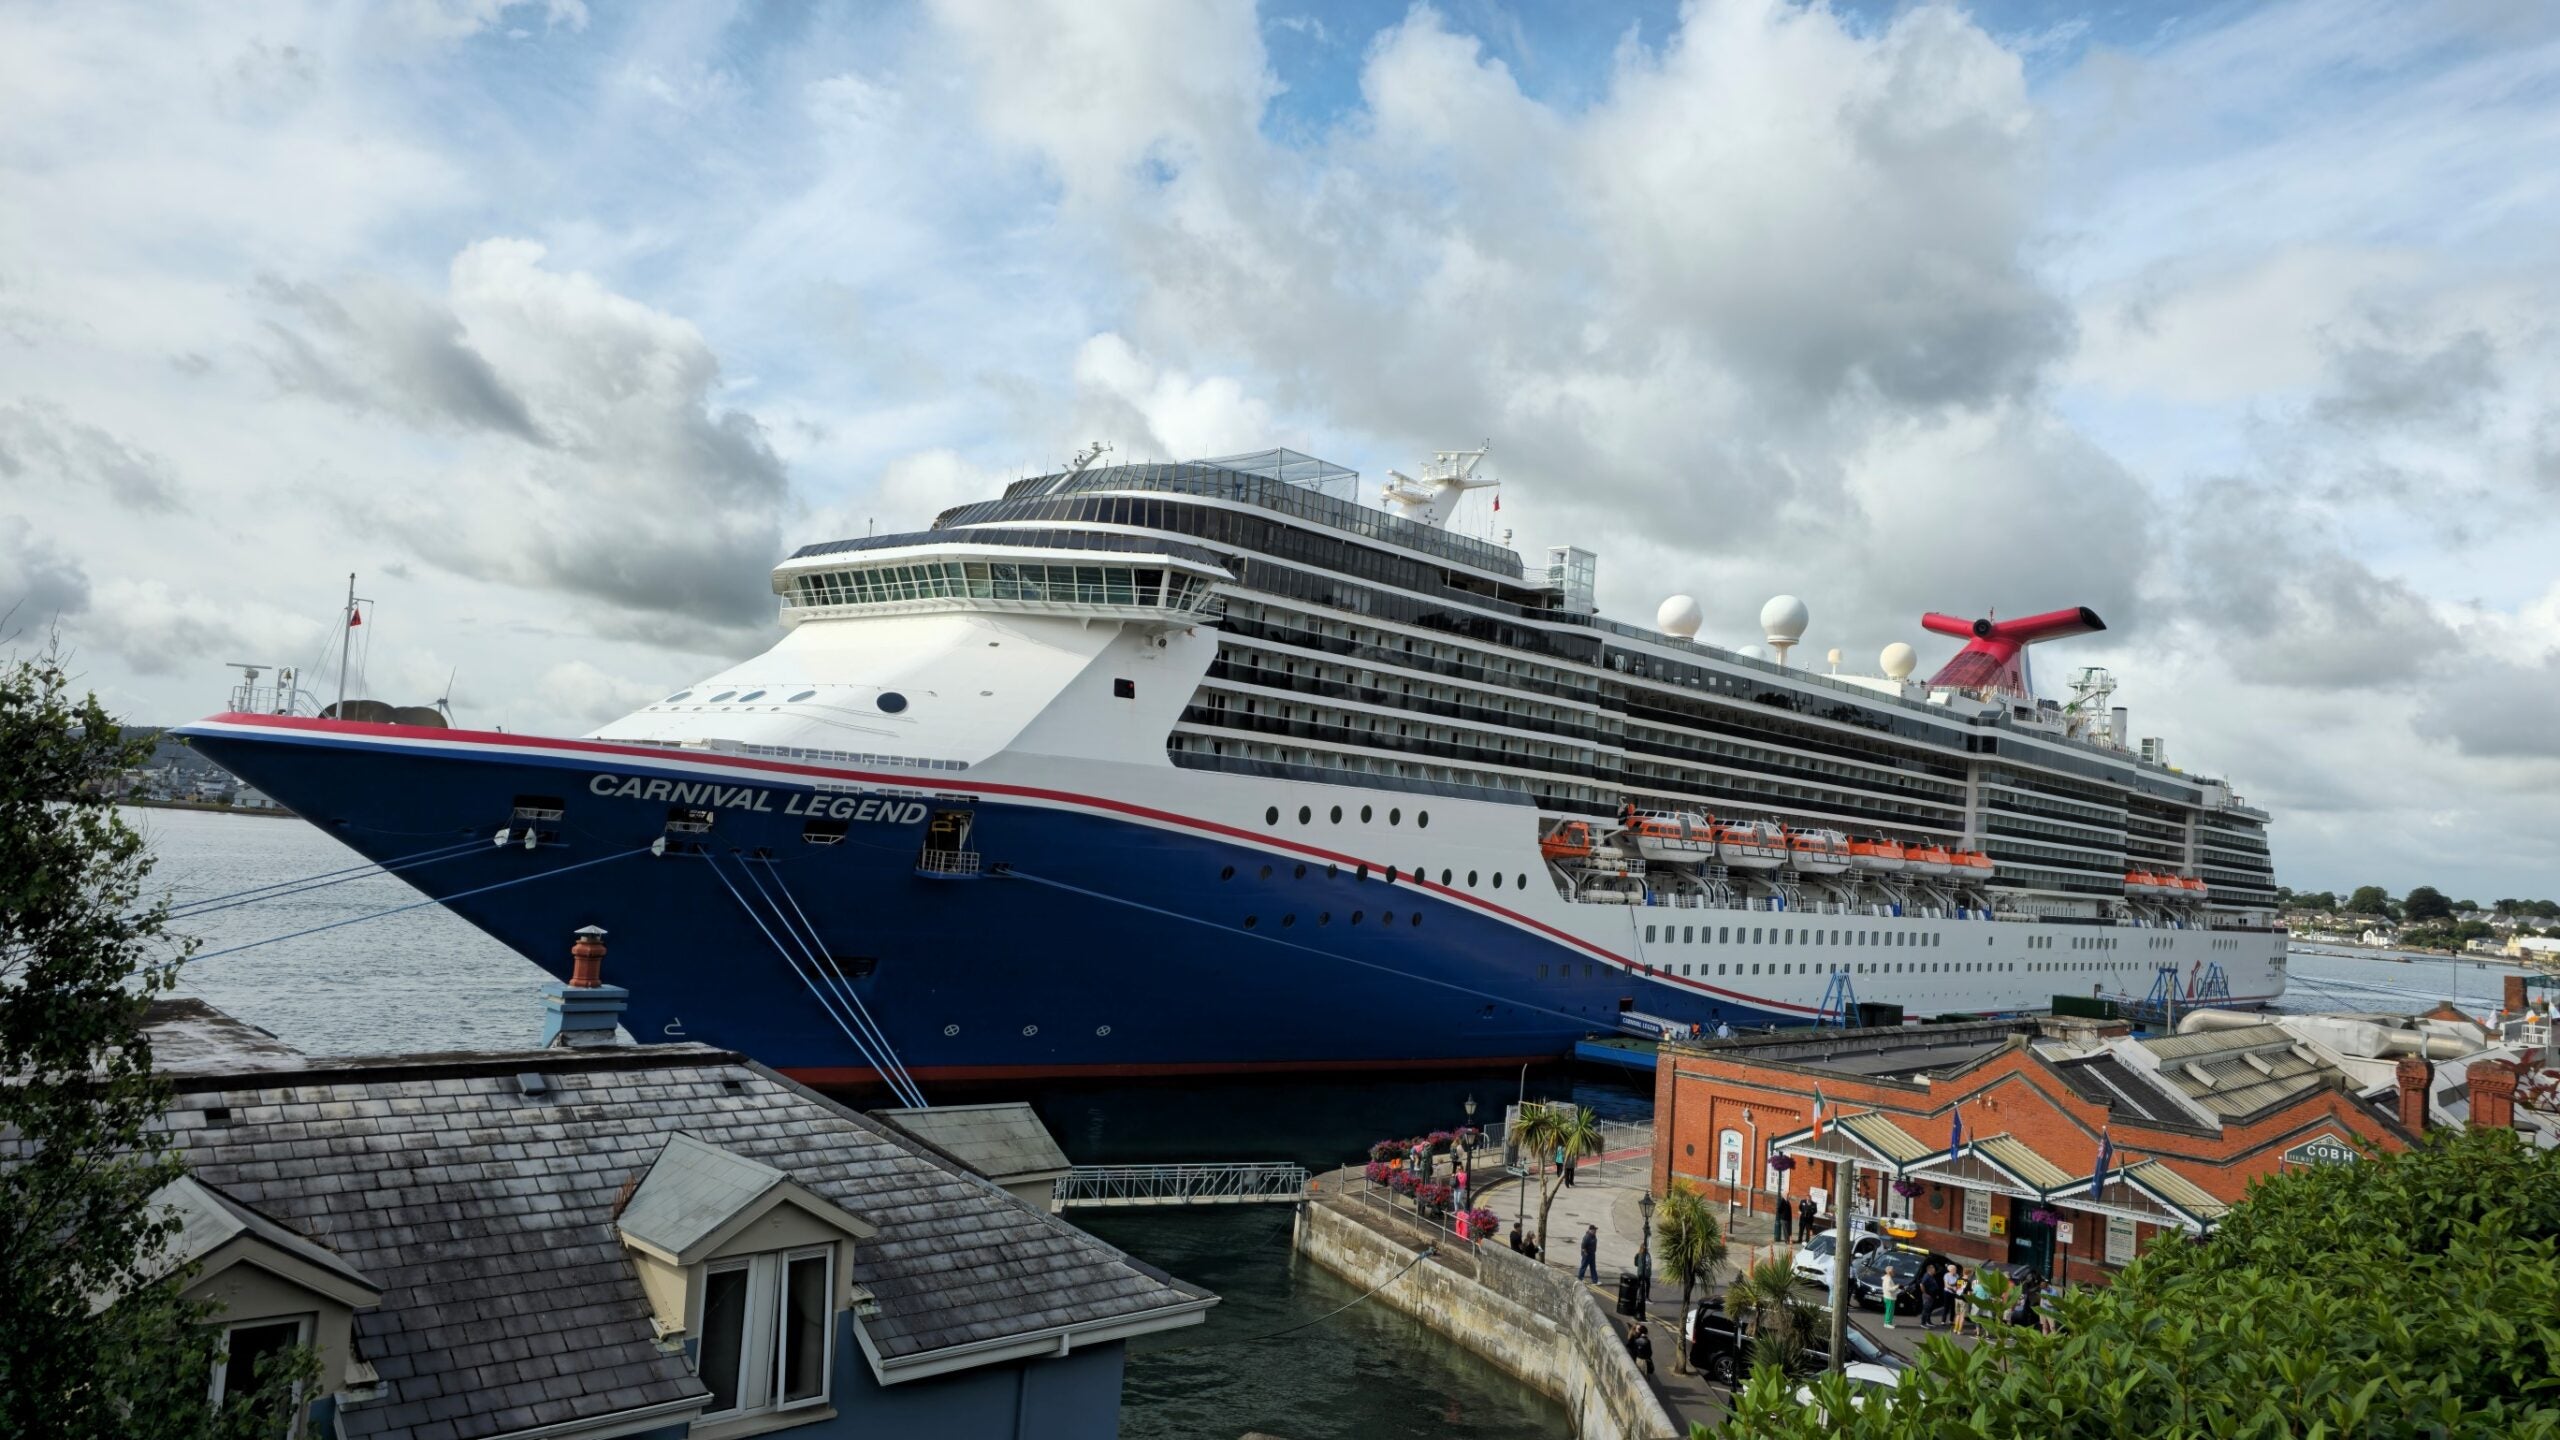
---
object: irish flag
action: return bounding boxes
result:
[1811,1087,1827,1140]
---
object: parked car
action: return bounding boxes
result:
[1847,1244,1948,1310]
[1792,1361,1900,1416]
[1790,1229,1886,1289]
[1686,1304,1906,1385]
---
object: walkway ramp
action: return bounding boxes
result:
[1051,1162,1311,1210]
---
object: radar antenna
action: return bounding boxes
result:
[1380,441,1499,529]
[1063,440,1114,476]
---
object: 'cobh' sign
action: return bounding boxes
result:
[2280,1134,2359,1168]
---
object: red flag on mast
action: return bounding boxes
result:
[347,609,362,628]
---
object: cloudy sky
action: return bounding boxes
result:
[5,0,2556,898]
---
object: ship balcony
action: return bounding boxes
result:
[773,546,1232,632]
[915,848,983,880]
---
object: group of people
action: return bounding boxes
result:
[1772,1193,1821,1244]
[1880,1259,2054,1336]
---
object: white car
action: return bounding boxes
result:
[1789,1229,1884,1289]
[1792,1361,1900,1415]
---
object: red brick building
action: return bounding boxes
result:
[1651,1017,2421,1285]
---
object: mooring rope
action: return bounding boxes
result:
[161,837,493,921]
[744,858,927,1109]
[187,845,657,963]
[701,853,927,1110]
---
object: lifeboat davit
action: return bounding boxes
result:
[1626,810,1718,866]
[1540,821,1598,862]
[1906,845,1956,877]
[1848,838,1907,873]
[1714,819,1788,870]
[1785,828,1852,875]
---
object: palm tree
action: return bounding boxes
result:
[1653,1180,1726,1373]
[1507,1102,1606,1255]
[1721,1254,1812,1385]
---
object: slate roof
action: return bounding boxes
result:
[872,1103,1072,1185]
[2053,1055,2202,1129]
[159,1175,379,1298]
[158,1042,1214,1440]
[615,1133,794,1261]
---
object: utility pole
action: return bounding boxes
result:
[1828,1155,1856,1373]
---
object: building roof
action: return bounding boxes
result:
[615,1133,876,1265]
[137,998,310,1077]
[2052,1054,2211,1130]
[2120,1159,2230,1223]
[156,1040,1214,1440]
[156,1175,380,1301]
[2138,1026,2334,1119]
[872,1102,1073,1185]
[1969,1134,2076,1192]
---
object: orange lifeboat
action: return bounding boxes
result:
[1714,819,1787,869]
[1785,828,1852,875]
[1624,810,1719,865]
[2180,875,2210,899]
[1540,821,1598,862]
[2125,871,2161,895]
[1906,845,1956,877]
[1952,850,1995,879]
[1848,838,1907,873]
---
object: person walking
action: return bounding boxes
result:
[1797,1195,1818,1242]
[1626,1322,1654,1376]
[1557,1145,1575,1188]
[1917,1262,1946,1329]
[1632,1243,1653,1308]
[1577,1224,1601,1284]
[1881,1266,1900,1330]
[1773,1192,1793,1244]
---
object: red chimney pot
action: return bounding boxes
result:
[2471,1060,2519,1133]
[570,926,608,989]
[2394,1053,2430,1135]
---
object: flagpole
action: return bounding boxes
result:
[335,572,355,716]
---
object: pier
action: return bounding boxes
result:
[1051,1162,1311,1210]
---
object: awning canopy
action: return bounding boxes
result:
[1774,1114,2222,1235]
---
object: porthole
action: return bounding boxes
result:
[1330,805,1343,824]
[1298,806,1312,825]
[1326,863,1339,879]
[1220,865,1235,881]
[786,689,816,702]
[1390,808,1402,826]
[1319,913,1332,926]
[1282,914,1296,928]
[1493,872,1504,889]
[1260,865,1274,881]
[1356,864,1369,881]
[1022,1024,1038,1037]
[662,691,693,703]
[1418,811,1430,829]
[1294,863,1307,880]
[709,690,738,702]
[1266,806,1280,826]
[1441,869,1453,885]
[1517,874,1527,890]
[1361,806,1374,823]
[876,691,909,714]
[1244,916,1259,929]
[1385,866,1400,883]
[943,1024,960,1036]
[1096,1025,1112,1037]
[1352,911,1365,925]
[1469,871,1480,887]
[737,689,766,702]
[1410,913,1423,926]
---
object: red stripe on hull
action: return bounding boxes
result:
[780,1051,1568,1087]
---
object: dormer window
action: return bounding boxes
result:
[697,1246,833,1419]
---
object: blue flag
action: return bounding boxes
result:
[2089,1129,2113,1198]
[1948,1110,1964,1164]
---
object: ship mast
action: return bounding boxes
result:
[334,573,369,717]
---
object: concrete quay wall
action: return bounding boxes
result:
[1293,1198,1677,1440]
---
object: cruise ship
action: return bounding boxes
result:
[180,446,2286,1085]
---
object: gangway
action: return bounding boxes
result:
[1816,968,1858,1028]
[1050,1162,1310,1211]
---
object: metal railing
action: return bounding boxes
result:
[914,849,982,877]
[1051,1162,1310,1209]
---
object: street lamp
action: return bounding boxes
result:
[1463,1094,1479,1180]
[1637,1190,1657,1309]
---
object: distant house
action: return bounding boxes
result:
[131,998,1216,1440]
[2509,936,2560,963]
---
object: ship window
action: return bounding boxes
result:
[1353,911,1365,925]
[1259,865,1273,880]
[1389,808,1402,825]
[1319,913,1331,926]
[1518,874,1528,890]
[709,691,738,703]
[1385,867,1400,883]
[1299,806,1312,825]
[786,690,816,702]
[1281,914,1295,927]
[1330,805,1343,824]
[1244,916,1258,928]
[877,692,909,714]
[1683,927,1694,943]
[1412,913,1424,926]
[1752,929,1762,943]
[1441,870,1453,885]
[1646,926,1657,943]
[1294,863,1307,879]
[1469,871,1480,887]
[1266,806,1279,826]
[663,691,693,703]
[1220,865,1235,881]
[1418,811,1430,828]
[737,690,766,702]
[1719,928,1729,943]
[1361,806,1373,823]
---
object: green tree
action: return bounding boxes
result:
[1653,1179,1726,1371]
[2403,885,2454,922]
[1721,1254,1815,1382]
[1507,1101,1603,1256]
[2347,884,2394,915]
[1709,1127,2560,1438]
[1,651,313,1438]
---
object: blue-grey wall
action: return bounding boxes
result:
[796,1322,1128,1440]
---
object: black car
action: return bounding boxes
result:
[1686,1305,1906,1386]
[1846,1244,1947,1310]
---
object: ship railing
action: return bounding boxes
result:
[914,849,982,878]
[1051,1162,1310,1210]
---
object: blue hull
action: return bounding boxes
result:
[181,717,1787,1081]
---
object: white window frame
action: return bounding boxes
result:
[692,1245,837,1422]
[209,1312,312,1410]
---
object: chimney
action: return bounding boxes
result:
[2394,1054,2430,1135]
[2470,1060,2518,1134]
[542,926,629,1048]
[2505,974,2529,1018]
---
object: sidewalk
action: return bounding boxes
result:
[1475,1150,1977,1429]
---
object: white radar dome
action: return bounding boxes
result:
[1881,642,1917,680]
[1759,595,1810,643]
[1657,594,1703,638]
[1737,644,1770,662]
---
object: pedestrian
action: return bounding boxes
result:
[1881,1266,1899,1330]
[1797,1195,1817,1240]
[1509,1218,1527,1254]
[1716,1020,1732,1039]
[1633,1243,1653,1307]
[1773,1192,1792,1244]
[1626,1322,1654,1376]
[1918,1262,1946,1328]
[1577,1224,1601,1283]
[1565,1149,1579,1188]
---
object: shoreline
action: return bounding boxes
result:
[117,798,300,819]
